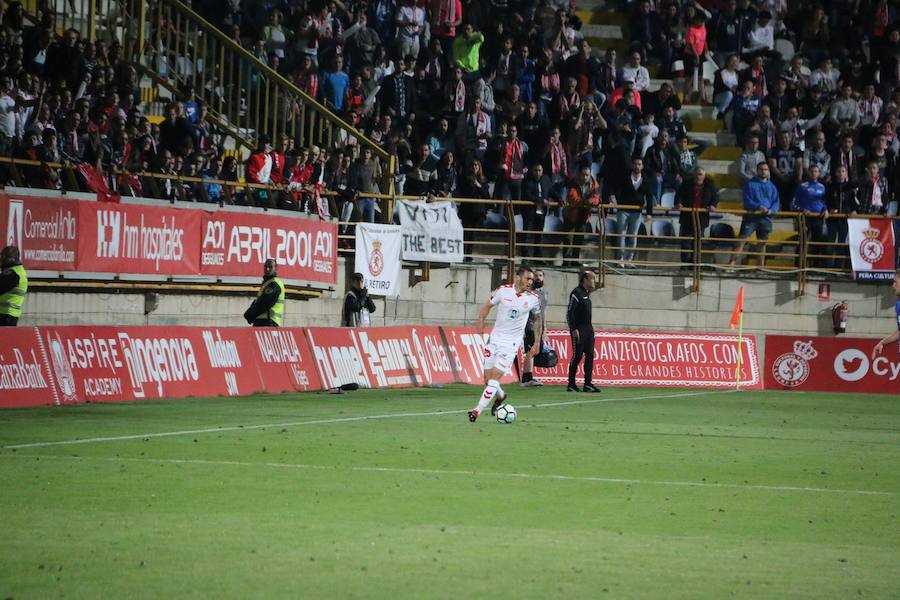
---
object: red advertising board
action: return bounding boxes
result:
[0,328,57,408]
[251,327,322,393]
[0,195,78,271]
[77,202,203,275]
[765,335,899,394]
[533,330,763,389]
[200,210,337,284]
[1,196,338,285]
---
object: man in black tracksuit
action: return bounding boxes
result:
[567,270,600,392]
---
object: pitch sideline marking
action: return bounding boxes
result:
[4,390,724,449]
[2,453,890,496]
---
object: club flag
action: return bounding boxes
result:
[729,287,744,330]
[847,218,896,281]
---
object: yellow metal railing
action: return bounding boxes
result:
[112,0,389,158]
[1,154,896,295]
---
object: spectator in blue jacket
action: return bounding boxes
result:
[792,164,828,265]
[729,161,780,268]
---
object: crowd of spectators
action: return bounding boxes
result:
[0,0,899,268]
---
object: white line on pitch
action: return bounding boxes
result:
[4,390,724,449]
[2,453,889,497]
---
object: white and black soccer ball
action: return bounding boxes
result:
[495,404,517,424]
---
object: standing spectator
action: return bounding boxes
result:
[349,146,381,223]
[262,10,292,59]
[0,75,17,157]
[452,23,484,74]
[247,135,275,208]
[857,161,889,215]
[395,0,426,60]
[792,165,828,266]
[457,158,490,260]
[456,96,492,162]
[803,131,831,182]
[710,0,743,65]
[521,163,554,258]
[825,164,859,269]
[495,123,528,201]
[674,134,698,179]
[831,134,862,184]
[430,0,463,56]
[321,55,351,112]
[433,151,457,197]
[610,158,654,267]
[561,166,601,263]
[630,1,664,62]
[343,9,381,67]
[377,55,416,122]
[738,134,766,187]
[645,130,679,201]
[729,161,780,268]
[674,167,718,266]
[768,130,803,207]
[620,51,651,96]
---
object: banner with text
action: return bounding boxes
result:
[0,196,338,285]
[1,194,78,271]
[848,218,896,281]
[397,200,464,263]
[0,328,56,408]
[532,330,763,389]
[765,335,898,393]
[355,223,402,296]
[77,202,203,275]
[1,326,764,408]
[200,210,337,284]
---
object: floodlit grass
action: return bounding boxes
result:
[0,385,897,599]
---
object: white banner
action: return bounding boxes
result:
[848,218,896,281]
[355,223,402,296]
[397,200,464,262]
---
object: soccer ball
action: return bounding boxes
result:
[495,404,517,424]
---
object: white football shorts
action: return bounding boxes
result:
[482,339,521,375]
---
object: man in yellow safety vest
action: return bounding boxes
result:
[243,258,285,327]
[0,245,27,326]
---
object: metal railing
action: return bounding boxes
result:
[3,154,897,296]
[55,0,396,189]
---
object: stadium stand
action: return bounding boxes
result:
[0,0,897,279]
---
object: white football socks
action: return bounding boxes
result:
[475,379,500,414]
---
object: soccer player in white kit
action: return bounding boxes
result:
[468,266,542,422]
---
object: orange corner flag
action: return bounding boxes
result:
[729,287,744,330]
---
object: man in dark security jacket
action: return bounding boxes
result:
[566,270,600,393]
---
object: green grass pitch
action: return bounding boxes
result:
[0,385,897,599]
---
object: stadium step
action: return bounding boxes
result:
[685,117,724,134]
[699,145,742,161]
[708,172,740,190]
[698,158,738,175]
[576,10,628,26]
[680,105,718,119]
[582,23,623,39]
[689,130,737,146]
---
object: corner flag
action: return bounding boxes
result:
[730,287,745,389]
[729,287,744,330]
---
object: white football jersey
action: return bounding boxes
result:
[488,284,541,344]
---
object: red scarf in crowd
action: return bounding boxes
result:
[452,79,466,112]
[503,139,523,178]
[550,140,567,177]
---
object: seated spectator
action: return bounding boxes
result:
[619,51,650,97]
[827,84,861,137]
[201,155,224,204]
[645,130,680,201]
